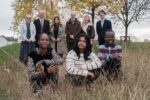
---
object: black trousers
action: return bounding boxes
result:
[98,36,105,45]
[31,72,58,93]
[102,58,121,72]
[65,68,101,86]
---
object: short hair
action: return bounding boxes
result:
[105,30,115,39]
[98,10,106,15]
[38,33,50,41]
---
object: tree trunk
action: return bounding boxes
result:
[91,0,95,25]
[91,8,95,25]
[125,24,128,43]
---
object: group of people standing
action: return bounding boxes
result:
[19,9,122,93]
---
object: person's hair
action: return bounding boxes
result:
[53,16,62,26]
[25,14,31,19]
[73,34,92,60]
[81,15,92,27]
[98,10,106,15]
[105,30,115,39]
[38,33,50,42]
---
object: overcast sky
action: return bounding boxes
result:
[0,0,150,41]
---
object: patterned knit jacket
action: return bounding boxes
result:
[66,50,102,77]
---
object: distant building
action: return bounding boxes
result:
[0,35,18,47]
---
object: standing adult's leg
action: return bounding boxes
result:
[98,36,105,45]
[19,41,28,63]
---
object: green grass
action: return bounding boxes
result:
[0,42,149,63]
[0,43,20,63]
[0,89,8,100]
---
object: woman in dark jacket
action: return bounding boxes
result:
[81,15,95,44]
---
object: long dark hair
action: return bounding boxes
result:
[73,34,92,60]
[53,16,62,26]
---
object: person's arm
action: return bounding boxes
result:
[96,21,99,36]
[91,25,95,39]
[46,20,50,35]
[27,57,44,80]
[52,53,63,65]
[49,26,55,41]
[66,51,88,76]
[65,22,70,36]
[98,46,107,65]
[108,20,112,30]
[81,52,102,70]
[116,45,122,61]
[19,22,27,41]
[30,23,36,41]
[73,22,81,38]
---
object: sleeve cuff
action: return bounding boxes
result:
[82,70,88,77]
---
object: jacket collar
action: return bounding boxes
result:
[68,18,79,24]
[104,43,116,48]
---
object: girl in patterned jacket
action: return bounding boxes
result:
[66,34,102,87]
[27,33,63,93]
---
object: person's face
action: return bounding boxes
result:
[99,12,105,19]
[71,13,76,19]
[25,16,31,23]
[38,34,50,49]
[39,12,45,19]
[54,18,59,24]
[105,33,115,45]
[78,36,87,50]
[85,16,90,23]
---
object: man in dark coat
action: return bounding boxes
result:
[34,10,50,47]
[65,12,82,52]
[96,10,112,45]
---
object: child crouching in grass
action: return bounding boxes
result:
[65,34,102,88]
[98,30,123,81]
[27,33,63,94]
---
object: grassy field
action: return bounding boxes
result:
[0,42,150,100]
[0,43,20,63]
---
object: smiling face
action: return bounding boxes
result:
[78,36,87,51]
[38,33,50,49]
[54,17,60,24]
[39,10,46,19]
[105,31,115,45]
[85,16,90,23]
[99,11,105,19]
[25,15,31,23]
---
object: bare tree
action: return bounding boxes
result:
[116,0,150,42]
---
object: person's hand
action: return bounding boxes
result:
[90,39,94,44]
[37,64,45,75]
[47,66,58,73]
[87,72,95,77]
[112,53,118,59]
[26,39,32,43]
[51,37,56,42]
[57,38,61,41]
[70,35,74,39]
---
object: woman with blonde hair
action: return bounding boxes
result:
[81,15,95,44]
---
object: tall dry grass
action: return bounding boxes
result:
[0,46,150,100]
